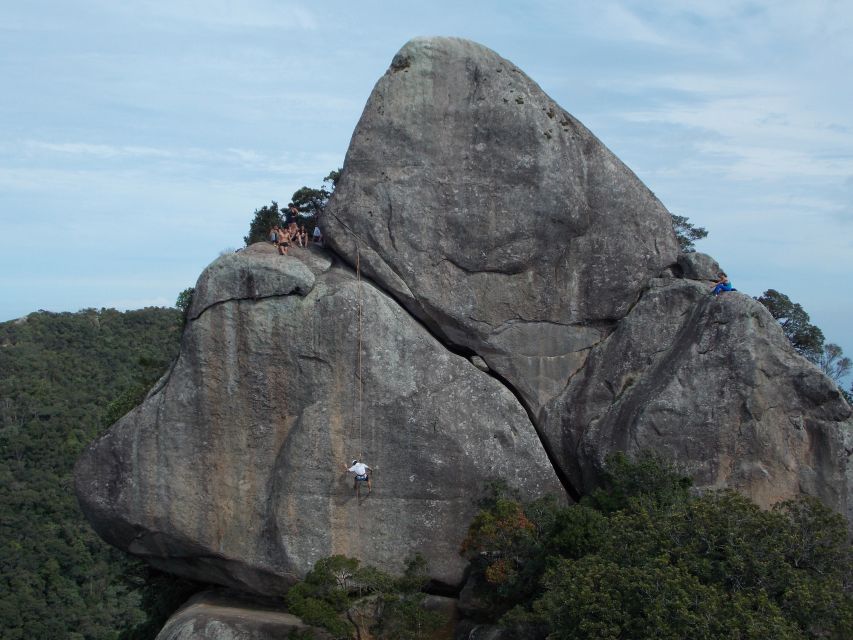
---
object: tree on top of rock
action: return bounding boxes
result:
[243,201,284,246]
[819,343,851,384]
[290,168,342,219]
[756,289,825,362]
[670,214,708,253]
[243,170,342,246]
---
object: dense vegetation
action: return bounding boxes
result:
[461,453,853,639]
[0,307,199,639]
[285,554,448,639]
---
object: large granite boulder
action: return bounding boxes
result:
[75,244,563,594]
[324,36,680,417]
[541,279,852,515]
[324,36,851,515]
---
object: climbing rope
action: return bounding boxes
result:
[327,209,376,505]
[323,207,367,467]
[355,244,364,461]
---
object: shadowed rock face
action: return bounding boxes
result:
[324,36,680,416]
[75,244,563,594]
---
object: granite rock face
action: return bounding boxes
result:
[75,244,563,594]
[541,279,852,514]
[676,252,721,281]
[324,36,680,416]
[324,36,851,514]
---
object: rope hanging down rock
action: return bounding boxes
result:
[355,245,364,461]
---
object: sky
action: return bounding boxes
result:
[1,1,851,374]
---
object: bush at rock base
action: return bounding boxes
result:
[284,554,447,640]
[462,453,853,640]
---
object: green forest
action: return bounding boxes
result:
[0,307,199,639]
[460,454,853,640]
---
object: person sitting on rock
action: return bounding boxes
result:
[711,272,735,295]
[346,458,372,498]
[269,225,279,244]
[312,224,323,246]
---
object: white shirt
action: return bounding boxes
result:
[348,462,368,475]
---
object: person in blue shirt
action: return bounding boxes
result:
[711,272,734,295]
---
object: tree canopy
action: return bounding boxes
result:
[289,168,342,218]
[243,200,285,246]
[756,289,826,362]
[461,453,853,640]
[285,553,446,639]
[0,308,201,639]
[670,213,708,252]
[819,343,852,384]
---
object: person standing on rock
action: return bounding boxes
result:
[276,226,290,255]
[289,222,303,248]
[346,459,372,498]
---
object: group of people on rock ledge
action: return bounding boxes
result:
[269,206,323,255]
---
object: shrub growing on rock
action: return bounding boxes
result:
[285,554,447,640]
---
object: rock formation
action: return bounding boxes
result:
[155,590,331,640]
[76,35,851,610]
[541,276,851,514]
[324,37,680,416]
[75,244,562,594]
[323,36,851,513]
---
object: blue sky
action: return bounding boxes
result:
[1,1,851,371]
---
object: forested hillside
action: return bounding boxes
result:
[0,308,197,639]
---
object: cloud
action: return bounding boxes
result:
[93,0,318,31]
[22,141,176,159]
[693,142,853,181]
[611,70,853,183]
[11,140,342,180]
[597,2,674,47]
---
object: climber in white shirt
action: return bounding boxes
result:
[346,458,373,498]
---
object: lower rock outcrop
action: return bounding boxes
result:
[155,590,331,640]
[542,277,852,515]
[75,244,563,594]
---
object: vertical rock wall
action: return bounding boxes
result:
[75,245,563,594]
